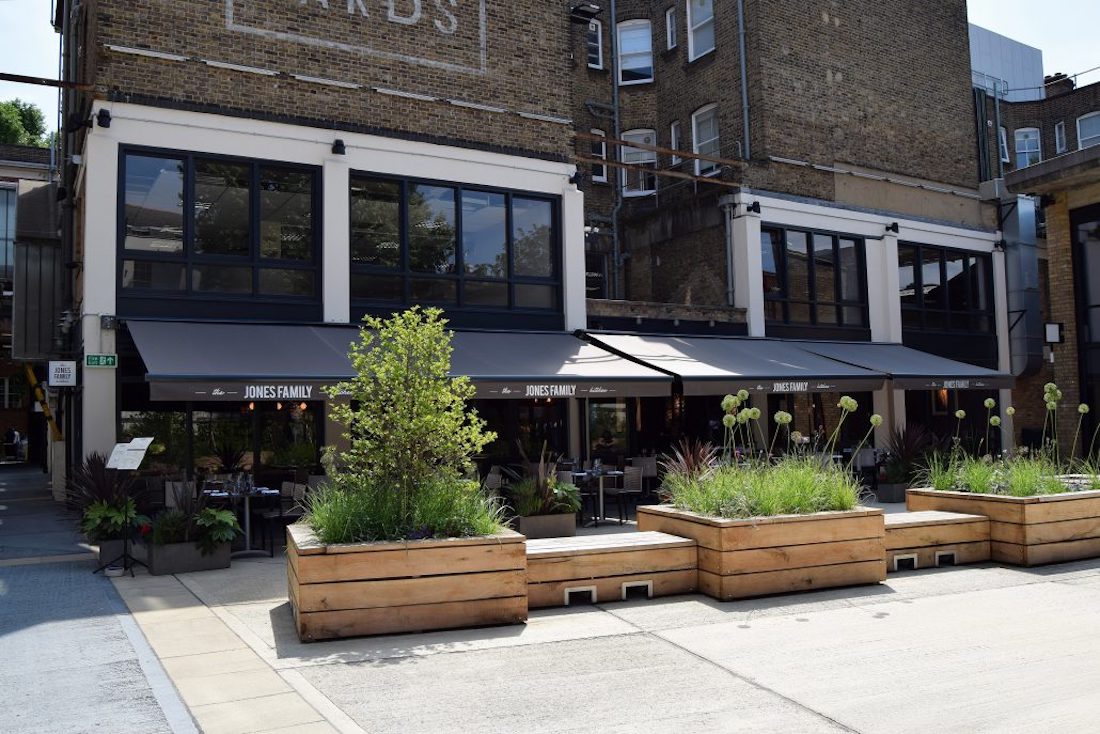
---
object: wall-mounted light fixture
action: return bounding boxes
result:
[569,171,584,186]
[746,201,761,214]
[1045,322,1064,345]
[885,222,899,234]
[95,109,112,128]
[100,314,117,330]
[993,239,1007,252]
[331,139,346,155]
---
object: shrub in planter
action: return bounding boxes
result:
[505,442,581,539]
[145,487,240,575]
[71,453,149,563]
[638,395,885,601]
[293,308,525,641]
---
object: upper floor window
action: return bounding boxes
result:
[1,186,15,286]
[618,20,654,85]
[670,121,683,167]
[760,226,868,328]
[587,20,604,70]
[349,174,560,319]
[687,0,715,61]
[665,6,678,49]
[1014,128,1041,168]
[590,129,608,183]
[898,243,993,333]
[621,129,657,196]
[120,151,318,301]
[998,126,1009,163]
[692,104,720,175]
[1055,121,1067,154]
[1079,112,1100,150]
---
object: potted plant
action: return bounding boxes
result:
[638,395,885,601]
[877,423,935,502]
[69,452,146,564]
[145,488,241,575]
[506,443,581,539]
[289,307,525,642]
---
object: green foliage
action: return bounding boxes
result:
[883,423,935,485]
[272,442,318,468]
[149,487,241,555]
[662,456,861,520]
[922,452,1075,497]
[658,437,718,497]
[68,451,138,510]
[0,99,48,147]
[313,307,501,541]
[82,499,147,542]
[508,477,581,517]
[306,475,504,544]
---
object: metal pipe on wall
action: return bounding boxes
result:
[736,0,751,160]
[609,0,623,299]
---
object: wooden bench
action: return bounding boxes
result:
[884,511,990,572]
[526,532,697,609]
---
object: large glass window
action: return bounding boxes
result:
[120,151,318,303]
[1015,128,1041,168]
[349,174,560,317]
[0,186,16,284]
[590,129,608,183]
[898,243,994,333]
[1079,112,1100,150]
[621,129,658,196]
[617,20,653,85]
[760,226,868,328]
[692,103,720,175]
[687,0,715,61]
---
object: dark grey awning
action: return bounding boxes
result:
[799,342,1013,390]
[586,333,885,395]
[128,321,672,401]
[128,321,357,402]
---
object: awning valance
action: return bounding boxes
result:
[585,333,885,395]
[798,342,1013,390]
[126,321,672,401]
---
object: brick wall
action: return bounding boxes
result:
[87,0,573,159]
[994,81,1100,176]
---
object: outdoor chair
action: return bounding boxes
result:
[852,448,879,494]
[260,483,308,557]
[629,456,660,501]
[605,466,643,524]
[482,466,504,492]
[559,470,596,526]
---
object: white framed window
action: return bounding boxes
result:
[1014,128,1041,168]
[617,20,653,85]
[1079,112,1100,150]
[586,20,603,70]
[1055,121,1067,154]
[670,121,682,167]
[665,6,677,50]
[0,377,23,410]
[621,129,657,196]
[998,126,1009,163]
[687,0,715,61]
[590,129,608,183]
[692,104,720,175]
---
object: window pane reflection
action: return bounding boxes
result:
[462,191,507,277]
[409,185,456,274]
[124,155,184,253]
[193,265,251,294]
[513,198,554,277]
[350,178,401,268]
[260,168,313,261]
[194,160,250,257]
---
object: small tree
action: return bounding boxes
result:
[326,307,495,529]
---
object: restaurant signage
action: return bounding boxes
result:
[148,381,327,402]
[48,360,78,387]
[243,384,316,400]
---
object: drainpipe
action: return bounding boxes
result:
[720,196,736,306]
[994,79,1004,179]
[609,0,623,299]
[736,0,751,160]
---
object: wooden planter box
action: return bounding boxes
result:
[148,542,231,576]
[286,524,527,642]
[637,505,885,601]
[517,512,576,539]
[907,487,1100,566]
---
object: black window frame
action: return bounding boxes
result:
[116,146,322,309]
[897,242,994,333]
[760,224,869,329]
[349,171,563,324]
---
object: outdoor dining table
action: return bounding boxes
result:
[572,470,625,526]
[203,486,280,558]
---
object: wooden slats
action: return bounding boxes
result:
[295,597,529,641]
[527,570,696,609]
[700,560,886,601]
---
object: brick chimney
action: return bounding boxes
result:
[1045,73,1076,97]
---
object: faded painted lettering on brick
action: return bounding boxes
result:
[227,0,488,73]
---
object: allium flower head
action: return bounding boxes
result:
[870,414,883,427]
[748,407,762,420]
[1081,403,1091,415]
[1006,406,1016,416]
[721,394,737,412]
[990,416,1002,427]
[737,389,750,402]
[722,413,736,428]
[837,396,858,412]
[955,409,966,420]
[774,411,793,426]
[984,398,996,409]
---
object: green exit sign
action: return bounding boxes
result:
[85,354,118,368]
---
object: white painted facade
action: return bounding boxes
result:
[725,188,1006,446]
[75,102,584,456]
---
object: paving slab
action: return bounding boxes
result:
[299,633,848,734]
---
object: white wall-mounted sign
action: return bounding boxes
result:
[48,361,78,387]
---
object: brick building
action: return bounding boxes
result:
[570,0,1010,450]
